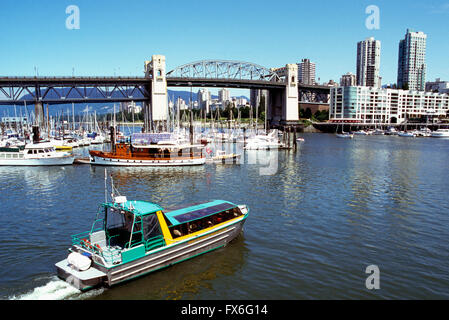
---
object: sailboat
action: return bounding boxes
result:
[335,124,354,139]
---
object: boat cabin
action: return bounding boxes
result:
[72,198,245,266]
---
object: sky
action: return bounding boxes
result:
[0,0,448,96]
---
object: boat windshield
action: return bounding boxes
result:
[104,206,163,249]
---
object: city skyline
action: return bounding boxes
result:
[0,1,448,95]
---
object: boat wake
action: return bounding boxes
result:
[9,276,104,300]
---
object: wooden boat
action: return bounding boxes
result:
[55,194,249,291]
[89,133,206,166]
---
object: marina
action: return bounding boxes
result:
[1,0,449,304]
[1,133,449,300]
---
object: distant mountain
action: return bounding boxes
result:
[0,89,250,118]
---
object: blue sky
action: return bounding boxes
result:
[0,0,448,95]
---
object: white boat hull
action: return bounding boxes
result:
[90,155,206,166]
[0,155,75,166]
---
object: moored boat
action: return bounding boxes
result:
[55,194,249,291]
[89,133,206,166]
[336,132,354,139]
[398,131,416,137]
[0,142,75,166]
[206,150,241,164]
[431,129,449,138]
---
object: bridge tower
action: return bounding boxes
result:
[144,54,168,131]
[267,64,299,127]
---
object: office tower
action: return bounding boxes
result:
[397,29,427,91]
[356,37,381,88]
[297,59,316,85]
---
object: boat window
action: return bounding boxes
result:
[142,214,162,240]
[168,205,243,238]
[38,150,44,154]
[27,150,33,154]
[106,208,134,248]
[171,202,236,224]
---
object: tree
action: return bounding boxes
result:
[304,108,312,119]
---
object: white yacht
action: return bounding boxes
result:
[431,129,449,138]
[0,142,75,166]
[243,130,285,150]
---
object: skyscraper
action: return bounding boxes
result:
[397,29,427,91]
[356,37,381,88]
[297,59,316,85]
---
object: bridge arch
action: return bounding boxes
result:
[166,60,282,83]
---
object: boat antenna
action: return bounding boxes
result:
[104,168,108,203]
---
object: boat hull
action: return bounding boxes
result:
[55,217,246,291]
[0,156,75,166]
[89,155,206,166]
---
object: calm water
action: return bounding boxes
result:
[1,133,449,300]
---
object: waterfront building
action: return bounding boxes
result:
[356,37,381,88]
[340,73,357,87]
[397,29,427,91]
[426,78,449,94]
[297,59,316,85]
[329,86,449,124]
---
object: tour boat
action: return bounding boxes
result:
[0,142,75,166]
[89,133,206,166]
[431,129,449,138]
[55,194,249,291]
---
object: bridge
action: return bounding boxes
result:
[0,55,330,130]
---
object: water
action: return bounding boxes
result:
[1,133,449,300]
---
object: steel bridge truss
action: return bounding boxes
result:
[166,60,282,83]
[0,77,150,105]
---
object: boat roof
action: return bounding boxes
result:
[104,200,164,216]
[164,200,237,226]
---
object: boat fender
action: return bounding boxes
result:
[67,252,92,271]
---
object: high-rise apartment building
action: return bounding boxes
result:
[340,72,357,87]
[197,88,211,113]
[297,59,316,85]
[218,88,230,105]
[356,37,381,88]
[397,29,427,91]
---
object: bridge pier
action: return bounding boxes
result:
[268,64,299,128]
[34,101,44,127]
[144,55,168,132]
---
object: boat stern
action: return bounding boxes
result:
[55,257,107,291]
